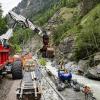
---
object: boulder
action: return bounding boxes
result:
[94,52,100,66]
[96,64,100,74]
[85,53,100,80]
[67,53,75,61]
[65,62,78,73]
[85,66,100,80]
[78,60,89,74]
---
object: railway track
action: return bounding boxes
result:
[41,69,65,100]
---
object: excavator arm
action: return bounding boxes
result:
[0,11,54,59]
[0,11,43,45]
[9,11,42,34]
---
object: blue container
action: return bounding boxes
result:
[58,71,72,81]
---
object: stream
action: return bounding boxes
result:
[73,74,100,100]
[45,60,100,100]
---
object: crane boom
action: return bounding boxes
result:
[0,11,43,45]
[9,11,42,35]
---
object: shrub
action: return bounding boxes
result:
[65,0,81,8]
[39,58,46,66]
[74,4,100,60]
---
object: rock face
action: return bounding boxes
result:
[13,0,60,17]
[22,35,42,55]
[59,36,74,54]
[85,66,100,80]
[80,0,100,16]
[57,36,75,60]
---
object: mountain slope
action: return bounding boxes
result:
[13,0,60,17]
[11,0,100,63]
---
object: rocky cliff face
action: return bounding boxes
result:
[13,0,60,17]
[80,0,100,16]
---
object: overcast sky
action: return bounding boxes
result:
[0,0,22,16]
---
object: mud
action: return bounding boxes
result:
[0,75,13,100]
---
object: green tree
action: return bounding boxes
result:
[0,3,2,17]
[0,4,7,35]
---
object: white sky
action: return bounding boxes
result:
[0,0,22,16]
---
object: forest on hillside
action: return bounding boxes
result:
[0,4,7,35]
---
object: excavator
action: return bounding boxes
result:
[0,11,54,79]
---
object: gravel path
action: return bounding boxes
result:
[41,76,60,100]
[0,75,13,100]
[6,80,21,100]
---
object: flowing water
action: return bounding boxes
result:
[45,60,100,100]
[73,74,100,100]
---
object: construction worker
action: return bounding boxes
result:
[82,86,91,100]
[58,60,65,71]
[22,56,26,69]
